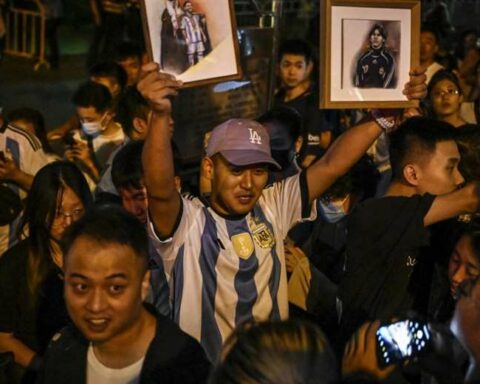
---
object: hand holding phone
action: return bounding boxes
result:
[376,319,431,367]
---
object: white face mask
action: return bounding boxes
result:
[319,195,349,223]
[80,113,108,137]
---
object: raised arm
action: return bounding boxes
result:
[306,66,427,203]
[424,182,480,226]
[137,63,183,238]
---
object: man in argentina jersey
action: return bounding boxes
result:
[0,116,50,255]
[138,63,427,361]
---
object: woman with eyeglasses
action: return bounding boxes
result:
[426,69,475,129]
[0,161,92,383]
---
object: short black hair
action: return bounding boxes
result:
[210,319,338,384]
[278,39,314,64]
[389,116,457,180]
[88,61,128,92]
[115,86,150,138]
[114,41,143,63]
[112,140,145,191]
[62,205,149,270]
[112,140,182,192]
[72,81,112,113]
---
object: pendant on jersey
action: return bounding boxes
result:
[231,233,254,259]
[249,217,275,249]
[372,59,377,64]
[379,67,385,76]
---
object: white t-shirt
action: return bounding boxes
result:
[87,344,144,384]
[425,62,444,84]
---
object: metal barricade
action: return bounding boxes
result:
[3,4,49,70]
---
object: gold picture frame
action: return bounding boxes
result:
[320,0,420,109]
[140,0,242,88]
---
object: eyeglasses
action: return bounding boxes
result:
[432,88,460,98]
[455,275,480,299]
[52,208,84,226]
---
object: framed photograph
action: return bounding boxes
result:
[140,0,242,87]
[319,0,420,109]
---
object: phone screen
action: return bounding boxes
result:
[376,320,430,366]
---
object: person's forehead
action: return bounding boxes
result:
[281,53,307,64]
[455,234,475,256]
[59,187,83,206]
[429,140,460,160]
[120,186,147,197]
[433,79,458,90]
[65,236,140,272]
[76,106,102,118]
[421,31,437,42]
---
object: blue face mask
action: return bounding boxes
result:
[80,113,108,137]
[318,196,349,223]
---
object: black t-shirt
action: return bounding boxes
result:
[338,194,435,339]
[0,239,69,354]
[273,86,333,137]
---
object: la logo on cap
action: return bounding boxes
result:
[248,128,262,145]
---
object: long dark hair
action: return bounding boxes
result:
[18,161,92,296]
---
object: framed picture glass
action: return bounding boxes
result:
[320,0,420,108]
[141,0,242,87]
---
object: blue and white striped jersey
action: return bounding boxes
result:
[149,173,316,361]
[0,124,50,255]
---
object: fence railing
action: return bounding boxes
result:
[3,5,48,70]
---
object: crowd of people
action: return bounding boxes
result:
[1,8,480,383]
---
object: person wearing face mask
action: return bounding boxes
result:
[47,63,128,142]
[286,156,379,336]
[65,81,124,184]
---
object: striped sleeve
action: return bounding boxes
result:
[259,173,317,240]
[148,197,205,276]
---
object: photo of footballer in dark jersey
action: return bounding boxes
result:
[354,23,398,89]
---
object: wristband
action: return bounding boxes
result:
[371,109,402,133]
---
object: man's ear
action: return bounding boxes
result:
[403,164,421,186]
[305,60,314,77]
[141,270,151,302]
[133,117,148,135]
[202,156,215,181]
[104,109,115,122]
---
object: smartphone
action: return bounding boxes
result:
[63,131,77,147]
[0,151,5,162]
[376,319,431,367]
